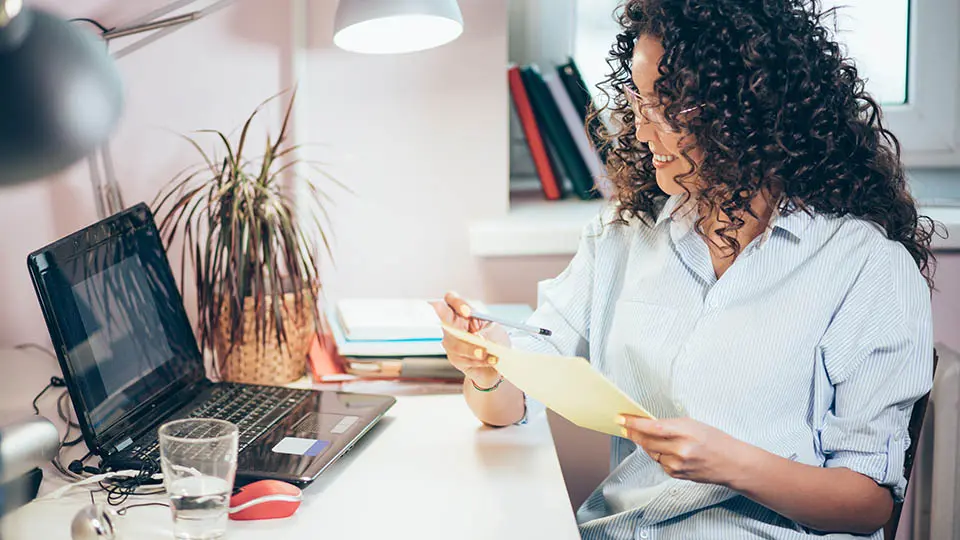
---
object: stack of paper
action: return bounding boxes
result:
[321,299,461,382]
[336,298,444,341]
[328,300,445,357]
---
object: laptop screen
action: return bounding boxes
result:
[29,204,204,445]
[70,252,180,430]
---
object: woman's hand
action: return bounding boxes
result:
[430,291,510,389]
[617,415,749,487]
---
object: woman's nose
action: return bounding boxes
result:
[634,118,655,144]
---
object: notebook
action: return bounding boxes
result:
[336,298,445,341]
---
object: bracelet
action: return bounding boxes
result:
[471,375,504,393]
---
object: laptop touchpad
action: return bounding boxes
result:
[269,413,360,457]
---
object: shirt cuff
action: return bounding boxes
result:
[514,392,546,425]
[824,431,909,501]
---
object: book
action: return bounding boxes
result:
[543,71,607,197]
[345,356,463,380]
[556,58,608,166]
[521,65,599,201]
[306,332,357,383]
[306,332,463,383]
[336,298,443,341]
[326,304,446,357]
[508,64,563,200]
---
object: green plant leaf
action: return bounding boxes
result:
[153,87,337,360]
[196,129,236,170]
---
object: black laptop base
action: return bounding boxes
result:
[102,381,394,487]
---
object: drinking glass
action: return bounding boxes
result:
[159,419,238,540]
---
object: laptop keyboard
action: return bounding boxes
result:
[130,384,311,462]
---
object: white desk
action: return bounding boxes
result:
[0,349,581,539]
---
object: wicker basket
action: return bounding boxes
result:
[214,291,315,385]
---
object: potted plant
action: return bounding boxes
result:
[153,91,338,385]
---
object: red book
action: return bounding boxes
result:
[508,65,562,200]
[307,327,354,383]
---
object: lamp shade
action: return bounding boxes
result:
[334,0,463,54]
[0,5,123,186]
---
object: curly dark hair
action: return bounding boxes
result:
[593,0,937,286]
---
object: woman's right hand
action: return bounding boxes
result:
[430,291,510,389]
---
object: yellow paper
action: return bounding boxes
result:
[442,325,654,437]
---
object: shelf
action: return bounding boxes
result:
[925,206,960,250]
[469,196,605,257]
[469,198,960,257]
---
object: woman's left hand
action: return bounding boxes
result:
[617,415,752,487]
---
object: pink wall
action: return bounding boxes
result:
[2,0,294,344]
[1,0,509,345]
[930,254,960,353]
[298,0,509,305]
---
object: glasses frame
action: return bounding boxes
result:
[623,84,702,131]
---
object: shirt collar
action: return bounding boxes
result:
[768,201,814,243]
[655,195,694,228]
[655,195,813,244]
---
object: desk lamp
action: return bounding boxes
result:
[0,0,123,186]
[334,0,463,54]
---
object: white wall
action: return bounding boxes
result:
[298,0,509,305]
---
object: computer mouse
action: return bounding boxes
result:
[228,480,302,521]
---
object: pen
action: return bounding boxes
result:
[469,311,552,336]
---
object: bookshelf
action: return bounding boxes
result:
[469,192,605,257]
[468,195,960,257]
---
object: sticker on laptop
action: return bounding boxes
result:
[271,437,330,457]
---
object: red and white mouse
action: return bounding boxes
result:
[229,480,302,521]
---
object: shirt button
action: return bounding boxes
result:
[669,487,680,496]
[637,530,649,540]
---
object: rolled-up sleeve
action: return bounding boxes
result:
[817,241,933,501]
[508,218,598,423]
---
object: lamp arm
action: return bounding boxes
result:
[101,10,202,41]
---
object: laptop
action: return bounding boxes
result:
[26,203,395,487]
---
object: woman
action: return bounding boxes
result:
[434,0,935,538]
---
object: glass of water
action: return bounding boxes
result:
[159,418,238,540]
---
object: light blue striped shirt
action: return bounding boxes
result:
[509,195,933,539]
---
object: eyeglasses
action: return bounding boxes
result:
[623,84,701,132]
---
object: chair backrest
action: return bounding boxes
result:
[882,349,938,539]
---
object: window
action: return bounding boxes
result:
[822,0,909,105]
[574,0,910,106]
[568,0,959,164]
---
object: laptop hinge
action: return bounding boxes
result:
[98,377,211,457]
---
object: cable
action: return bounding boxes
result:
[68,450,101,477]
[117,502,169,515]
[24,355,165,498]
[31,375,66,415]
[45,389,87,481]
[98,459,164,506]
[15,343,57,360]
[57,390,82,430]
[69,17,113,34]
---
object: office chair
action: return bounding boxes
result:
[882,349,938,540]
